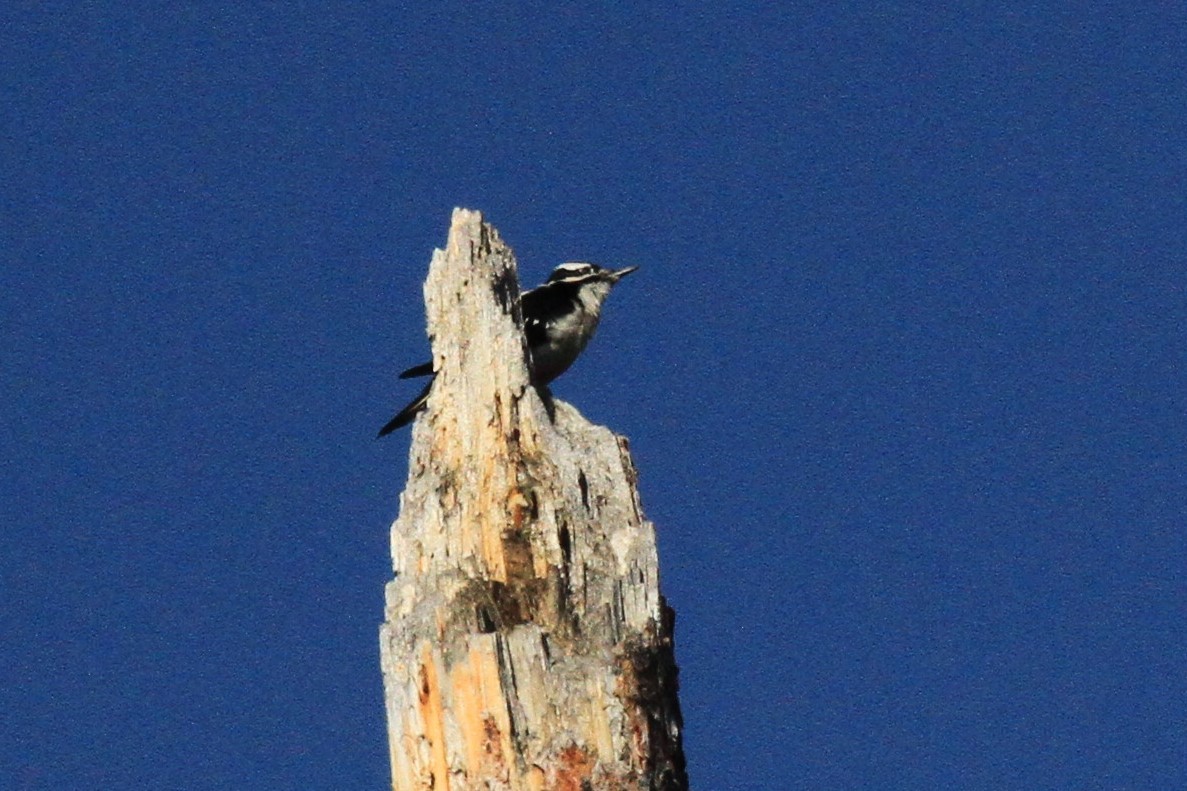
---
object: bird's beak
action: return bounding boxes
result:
[610,265,639,283]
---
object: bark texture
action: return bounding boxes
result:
[380,209,686,791]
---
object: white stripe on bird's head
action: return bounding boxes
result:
[546,262,603,283]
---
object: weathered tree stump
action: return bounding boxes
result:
[380,209,686,790]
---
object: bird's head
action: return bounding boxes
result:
[546,262,639,286]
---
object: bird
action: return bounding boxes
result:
[378,262,638,437]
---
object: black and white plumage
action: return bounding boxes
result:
[377,262,637,437]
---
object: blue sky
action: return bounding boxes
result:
[3,4,1184,789]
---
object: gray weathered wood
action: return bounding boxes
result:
[380,209,686,790]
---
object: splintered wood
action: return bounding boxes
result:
[379,209,686,790]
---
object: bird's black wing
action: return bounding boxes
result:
[521,280,578,347]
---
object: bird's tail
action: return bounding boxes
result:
[377,378,434,437]
[398,361,434,379]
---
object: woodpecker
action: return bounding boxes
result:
[377,262,638,437]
